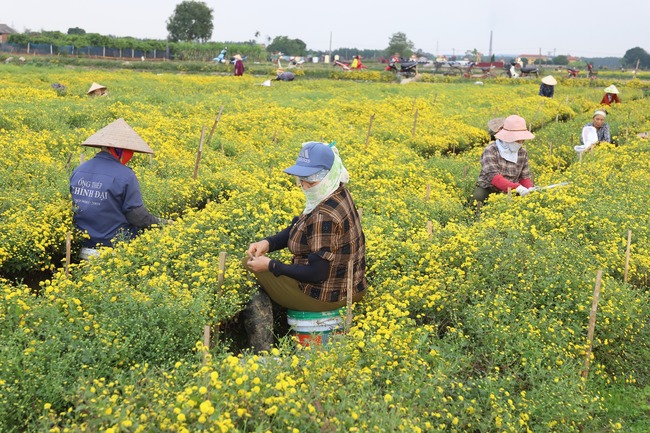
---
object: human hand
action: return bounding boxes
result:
[246,255,271,273]
[247,240,270,258]
[516,185,531,197]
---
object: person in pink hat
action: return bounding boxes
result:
[471,114,536,204]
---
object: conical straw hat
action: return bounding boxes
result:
[604,84,619,94]
[81,118,154,154]
[487,117,505,134]
[541,75,557,85]
[87,82,107,94]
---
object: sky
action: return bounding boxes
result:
[3,0,649,58]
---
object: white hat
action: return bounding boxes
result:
[541,75,557,85]
[604,85,619,94]
[81,118,154,154]
[87,82,107,94]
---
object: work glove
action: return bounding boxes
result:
[515,185,531,197]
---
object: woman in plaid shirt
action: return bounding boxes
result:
[242,142,367,351]
[471,115,536,205]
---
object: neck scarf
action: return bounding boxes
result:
[496,139,521,163]
[302,147,349,214]
[108,147,134,165]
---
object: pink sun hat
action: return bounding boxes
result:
[495,115,535,142]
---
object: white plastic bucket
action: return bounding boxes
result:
[287,308,345,346]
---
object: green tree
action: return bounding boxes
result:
[166,1,214,43]
[266,36,307,56]
[67,27,86,35]
[386,32,414,58]
[623,46,650,68]
[552,55,569,65]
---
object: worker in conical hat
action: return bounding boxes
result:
[601,84,620,106]
[87,82,108,97]
[70,118,164,258]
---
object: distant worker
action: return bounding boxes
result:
[350,55,360,69]
[574,110,611,153]
[276,69,296,81]
[601,85,620,105]
[539,75,557,98]
[70,118,164,259]
[233,54,245,76]
[87,82,108,97]
[471,115,536,204]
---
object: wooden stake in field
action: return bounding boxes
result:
[581,269,603,380]
[624,230,632,283]
[425,183,431,201]
[365,114,375,148]
[205,106,224,149]
[217,251,227,292]
[272,130,278,146]
[426,220,433,240]
[345,260,354,332]
[507,187,512,201]
[412,108,419,139]
[65,232,71,277]
[193,126,206,179]
[202,325,211,365]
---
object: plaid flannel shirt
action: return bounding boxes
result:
[477,142,531,190]
[287,185,367,302]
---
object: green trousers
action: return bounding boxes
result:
[242,257,365,312]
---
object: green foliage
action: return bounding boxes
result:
[386,32,414,58]
[553,55,569,65]
[166,0,214,43]
[623,46,650,68]
[266,35,307,56]
[66,27,86,35]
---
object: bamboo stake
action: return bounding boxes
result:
[507,187,512,201]
[193,126,206,179]
[426,221,433,239]
[412,108,419,139]
[624,230,632,283]
[582,270,603,380]
[65,152,73,170]
[365,114,375,148]
[273,130,278,146]
[80,152,85,164]
[217,251,227,289]
[345,260,354,332]
[206,106,224,148]
[425,184,431,201]
[65,232,71,277]
[202,325,211,365]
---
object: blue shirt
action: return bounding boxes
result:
[70,151,145,247]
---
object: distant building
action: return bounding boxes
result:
[0,24,16,43]
[518,54,551,64]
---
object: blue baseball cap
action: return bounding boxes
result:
[283,142,335,177]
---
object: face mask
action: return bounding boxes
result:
[496,139,521,163]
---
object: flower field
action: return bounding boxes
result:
[1,64,650,432]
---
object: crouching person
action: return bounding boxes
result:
[70,118,164,258]
[243,141,367,352]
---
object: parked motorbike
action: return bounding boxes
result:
[505,62,539,78]
[385,58,418,77]
[519,65,539,77]
[567,67,580,78]
[212,47,227,63]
